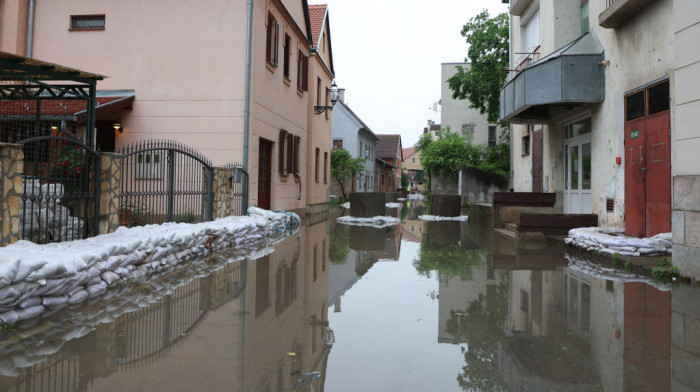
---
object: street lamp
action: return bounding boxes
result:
[314,81,339,115]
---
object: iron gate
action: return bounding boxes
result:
[18,135,101,244]
[119,140,214,227]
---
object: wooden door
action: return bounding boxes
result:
[532,128,543,192]
[258,138,272,210]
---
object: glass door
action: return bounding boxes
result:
[564,119,592,214]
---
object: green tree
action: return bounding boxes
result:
[448,10,509,124]
[331,148,365,199]
[420,131,482,180]
[401,169,409,189]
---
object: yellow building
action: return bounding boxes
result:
[402,147,424,193]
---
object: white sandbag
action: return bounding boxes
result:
[0,310,19,325]
[17,297,42,309]
[15,305,44,321]
[42,296,69,307]
[0,259,21,287]
[67,289,88,304]
[88,277,103,286]
[87,282,107,298]
[100,271,121,285]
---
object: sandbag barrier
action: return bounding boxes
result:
[336,215,401,228]
[565,227,672,257]
[565,253,671,291]
[0,207,300,326]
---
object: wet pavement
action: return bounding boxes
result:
[0,201,699,391]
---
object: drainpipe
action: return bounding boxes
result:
[294,173,302,200]
[26,0,35,57]
[242,0,253,212]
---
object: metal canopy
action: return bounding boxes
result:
[500,33,605,124]
[0,51,104,147]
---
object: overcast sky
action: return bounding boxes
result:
[313,0,509,148]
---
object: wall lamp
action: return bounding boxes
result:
[313,81,339,115]
[114,117,122,133]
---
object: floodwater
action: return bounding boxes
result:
[1,201,699,391]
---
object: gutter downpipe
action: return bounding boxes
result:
[26,0,35,57]
[242,0,253,212]
[508,11,514,192]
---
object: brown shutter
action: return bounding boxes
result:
[287,133,294,173]
[274,21,280,66]
[279,129,287,174]
[294,135,301,173]
[266,15,272,62]
[302,56,309,92]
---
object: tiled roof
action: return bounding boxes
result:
[0,91,135,122]
[308,4,327,47]
[402,147,416,160]
[376,134,401,159]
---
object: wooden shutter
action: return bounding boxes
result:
[279,129,287,174]
[287,133,294,173]
[293,135,300,173]
[274,21,279,66]
[301,55,309,92]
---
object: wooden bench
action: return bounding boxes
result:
[493,192,556,207]
[517,213,598,235]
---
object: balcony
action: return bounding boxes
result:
[599,0,654,28]
[509,0,535,16]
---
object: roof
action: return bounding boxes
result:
[402,147,416,160]
[0,51,104,83]
[309,4,327,47]
[376,134,402,160]
[335,100,378,142]
[1,90,135,122]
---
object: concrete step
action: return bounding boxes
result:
[494,228,517,240]
[505,223,517,232]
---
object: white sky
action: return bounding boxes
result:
[314,0,509,148]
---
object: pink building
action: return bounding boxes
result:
[7,0,334,214]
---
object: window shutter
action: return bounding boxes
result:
[287,133,294,173]
[279,129,287,173]
[294,135,300,173]
[266,17,272,62]
[274,21,280,66]
[302,56,309,92]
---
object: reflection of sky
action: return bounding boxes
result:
[325,242,466,392]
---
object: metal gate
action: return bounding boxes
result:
[118,140,214,227]
[18,135,101,244]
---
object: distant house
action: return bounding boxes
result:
[423,120,442,140]
[330,93,379,197]
[441,62,506,147]
[375,134,403,192]
[402,147,424,192]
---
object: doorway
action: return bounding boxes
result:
[532,126,543,192]
[258,138,273,210]
[624,80,671,238]
[563,118,592,214]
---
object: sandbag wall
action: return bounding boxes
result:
[0,207,300,325]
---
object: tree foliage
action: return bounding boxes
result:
[401,169,409,189]
[418,131,482,180]
[448,10,509,124]
[331,148,365,199]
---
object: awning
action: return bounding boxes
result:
[76,90,135,122]
[500,33,605,124]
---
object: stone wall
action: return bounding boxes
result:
[330,176,353,200]
[0,143,23,246]
[431,169,458,195]
[99,153,122,235]
[460,166,508,205]
[213,167,235,219]
[306,202,329,216]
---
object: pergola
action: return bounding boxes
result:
[0,51,104,147]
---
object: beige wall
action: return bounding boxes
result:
[0,0,29,55]
[402,149,425,192]
[305,14,333,209]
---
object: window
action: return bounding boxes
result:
[315,148,320,183]
[412,157,416,163]
[359,141,362,157]
[136,151,163,179]
[522,130,530,156]
[325,87,330,119]
[296,50,308,91]
[333,140,343,149]
[580,0,590,34]
[278,129,300,174]
[324,152,328,184]
[521,10,540,53]
[70,15,105,30]
[317,78,322,106]
[266,13,279,66]
[283,34,291,78]
[648,80,670,115]
[488,126,497,147]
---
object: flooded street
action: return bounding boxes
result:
[0,202,699,391]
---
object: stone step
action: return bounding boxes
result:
[494,228,517,240]
[505,223,517,232]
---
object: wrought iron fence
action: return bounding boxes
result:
[9,352,81,392]
[17,135,100,243]
[118,140,214,227]
[224,161,249,216]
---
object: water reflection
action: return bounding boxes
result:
[0,207,699,391]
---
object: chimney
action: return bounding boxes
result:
[337,88,346,104]
[427,119,433,127]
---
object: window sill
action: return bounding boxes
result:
[68,27,105,31]
[283,76,291,86]
[521,153,530,157]
[266,61,277,73]
[297,88,304,97]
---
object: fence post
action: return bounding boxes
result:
[167,149,175,221]
[0,143,24,246]
[99,152,122,234]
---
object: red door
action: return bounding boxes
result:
[532,128,543,192]
[258,138,272,210]
[624,81,671,238]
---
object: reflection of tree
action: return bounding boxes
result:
[329,224,350,264]
[412,226,488,280]
[447,279,509,391]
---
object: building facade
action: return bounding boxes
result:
[402,147,425,192]
[502,0,700,277]
[330,96,378,196]
[12,0,334,214]
[375,134,403,192]
[441,62,505,147]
